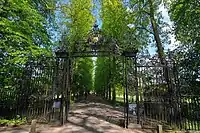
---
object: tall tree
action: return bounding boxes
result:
[72,58,94,98]
[148,0,166,64]
[100,0,128,103]
[60,0,95,102]
[169,0,200,95]
[94,57,110,97]
[169,0,200,51]
[129,0,172,64]
[61,0,94,52]
[0,0,56,58]
[101,0,128,49]
[0,0,56,117]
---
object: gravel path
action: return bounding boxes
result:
[0,95,153,133]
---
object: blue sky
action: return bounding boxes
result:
[146,3,178,55]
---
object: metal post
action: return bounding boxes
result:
[134,55,140,124]
[173,60,182,129]
[62,57,67,125]
[109,56,112,101]
[123,56,126,128]
[157,125,163,133]
[125,57,129,128]
[55,57,59,121]
[26,53,33,116]
[66,57,70,121]
[29,119,37,133]
[112,55,116,104]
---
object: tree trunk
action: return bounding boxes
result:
[148,0,172,94]
[148,0,166,65]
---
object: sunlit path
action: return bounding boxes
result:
[0,95,154,133]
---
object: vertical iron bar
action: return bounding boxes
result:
[27,54,33,117]
[108,55,111,100]
[195,97,198,130]
[191,97,194,130]
[197,97,199,130]
[187,96,190,130]
[55,57,59,121]
[123,56,126,128]
[174,61,182,129]
[184,97,187,130]
[66,57,71,121]
[112,56,116,104]
[125,58,129,128]
[62,57,67,125]
[135,56,140,124]
[125,57,129,128]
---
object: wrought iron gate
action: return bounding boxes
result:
[123,54,189,130]
[1,23,200,131]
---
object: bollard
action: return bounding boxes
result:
[29,119,37,133]
[157,125,163,133]
[119,119,125,128]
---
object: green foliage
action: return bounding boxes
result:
[72,58,94,96]
[94,56,124,101]
[169,0,200,50]
[94,57,110,95]
[61,0,94,52]
[59,0,95,99]
[0,115,26,126]
[0,0,54,57]
[100,0,166,53]
[169,0,200,95]
[1,0,200,123]
[172,46,200,95]
[127,0,152,50]
[0,0,56,118]
[101,0,128,44]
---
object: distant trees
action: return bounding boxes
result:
[60,0,95,99]
[72,58,94,99]
[94,57,110,97]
